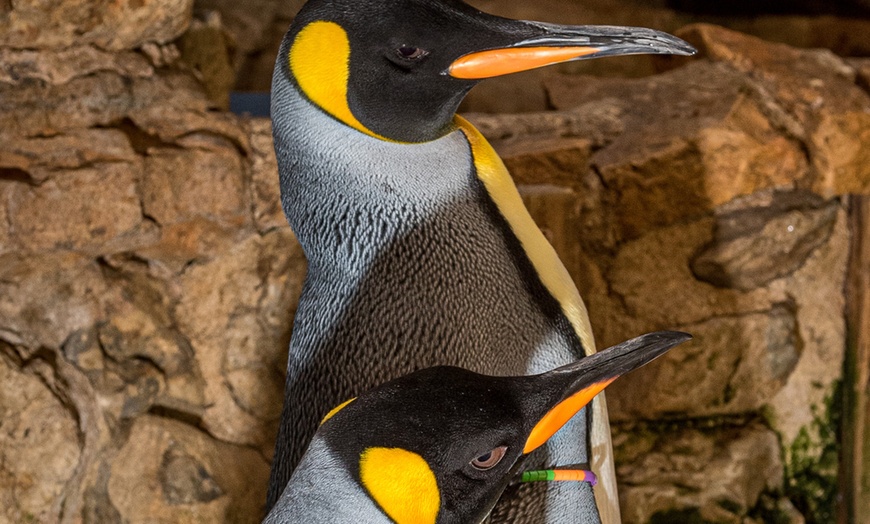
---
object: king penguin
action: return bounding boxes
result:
[269,1,695,522]
[263,331,691,523]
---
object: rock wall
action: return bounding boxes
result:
[0,2,301,522]
[1,2,869,524]
[467,24,869,522]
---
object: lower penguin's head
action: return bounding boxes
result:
[288,330,691,524]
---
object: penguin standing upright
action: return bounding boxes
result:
[268,1,695,522]
[264,332,691,524]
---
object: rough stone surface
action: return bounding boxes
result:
[0,0,195,51]
[175,228,302,452]
[108,416,269,522]
[1,9,867,524]
[668,24,870,197]
[0,350,81,524]
[614,424,783,524]
[245,119,286,232]
[691,197,839,290]
[0,3,305,516]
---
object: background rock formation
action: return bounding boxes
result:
[1,1,869,523]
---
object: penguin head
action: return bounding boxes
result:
[311,331,691,524]
[275,0,696,143]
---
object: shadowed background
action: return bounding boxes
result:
[1,1,869,523]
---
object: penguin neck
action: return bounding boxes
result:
[271,75,479,277]
[265,437,391,523]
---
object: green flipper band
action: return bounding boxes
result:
[521,469,598,486]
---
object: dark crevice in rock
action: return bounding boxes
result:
[177,128,251,158]
[148,402,205,429]
[768,301,802,383]
[589,163,610,192]
[0,167,37,185]
[613,412,762,434]
[739,78,808,145]
[648,507,712,524]
[855,67,870,96]
[81,463,122,524]
[105,117,182,155]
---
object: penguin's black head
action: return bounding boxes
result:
[312,331,691,524]
[275,0,695,143]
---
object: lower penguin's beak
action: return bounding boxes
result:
[522,331,692,454]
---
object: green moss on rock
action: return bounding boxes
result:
[783,381,842,523]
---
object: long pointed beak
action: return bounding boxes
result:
[523,331,691,454]
[448,23,696,80]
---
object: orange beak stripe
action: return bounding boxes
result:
[523,378,616,455]
[449,46,600,80]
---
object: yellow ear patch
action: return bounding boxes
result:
[360,447,440,524]
[289,21,389,141]
[320,397,356,425]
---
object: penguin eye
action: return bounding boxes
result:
[396,46,429,60]
[470,446,507,470]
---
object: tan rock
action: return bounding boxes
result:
[669,24,870,198]
[126,73,250,151]
[548,61,810,240]
[0,72,133,140]
[462,69,552,113]
[468,100,624,147]
[691,197,838,290]
[175,228,303,450]
[0,46,153,85]
[605,218,772,329]
[671,24,865,121]
[0,0,194,51]
[6,161,145,253]
[0,129,137,183]
[768,206,849,447]
[141,148,248,226]
[194,0,283,58]
[96,306,206,414]
[178,14,235,109]
[0,205,9,256]
[0,352,81,523]
[854,58,870,93]
[0,70,249,151]
[608,309,799,420]
[135,218,252,274]
[108,416,269,523]
[501,137,592,186]
[521,185,584,283]
[615,424,782,524]
[245,118,287,232]
[0,253,110,349]
[811,111,870,196]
